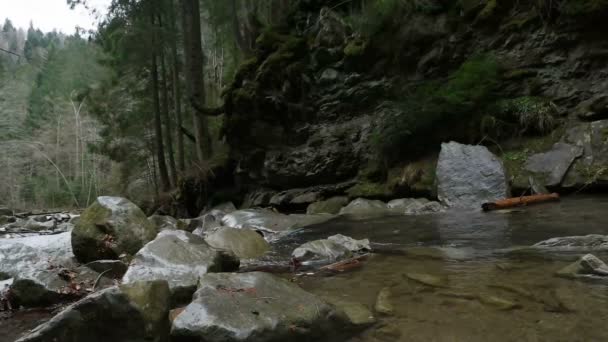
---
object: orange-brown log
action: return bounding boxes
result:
[482,193,560,211]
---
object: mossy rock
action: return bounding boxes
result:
[306,196,350,215]
[346,182,393,198]
[71,196,158,263]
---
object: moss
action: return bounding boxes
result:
[477,0,498,20]
[561,0,608,15]
[344,38,367,57]
[387,158,437,196]
[346,182,392,198]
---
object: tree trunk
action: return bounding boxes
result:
[150,14,171,192]
[158,14,178,187]
[180,0,212,163]
[169,0,185,173]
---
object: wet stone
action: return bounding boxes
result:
[374,287,394,315]
[405,273,448,288]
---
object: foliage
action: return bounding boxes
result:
[374,54,501,162]
[481,97,557,139]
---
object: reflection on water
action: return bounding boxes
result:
[286,195,608,341]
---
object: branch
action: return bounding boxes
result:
[180,126,195,142]
[0,47,21,58]
[190,97,224,116]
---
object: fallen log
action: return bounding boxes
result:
[482,193,560,211]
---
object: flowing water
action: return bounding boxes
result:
[282,195,608,342]
[4,195,608,341]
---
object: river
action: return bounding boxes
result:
[3,195,608,341]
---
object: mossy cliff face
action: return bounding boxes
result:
[218,0,608,203]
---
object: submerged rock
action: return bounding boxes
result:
[71,196,158,263]
[171,272,352,342]
[16,281,171,342]
[478,294,521,310]
[204,227,269,259]
[524,143,583,187]
[388,198,444,215]
[556,254,608,279]
[292,234,370,263]
[405,273,448,288]
[533,235,608,251]
[122,230,239,304]
[307,196,349,215]
[436,142,509,209]
[374,287,394,315]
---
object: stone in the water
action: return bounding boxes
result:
[221,209,333,238]
[307,196,349,215]
[405,273,448,288]
[325,298,376,327]
[556,254,608,279]
[16,281,171,342]
[71,196,158,263]
[374,287,393,315]
[478,294,521,310]
[204,227,269,259]
[292,234,370,263]
[339,198,388,216]
[436,142,509,209]
[122,230,239,304]
[524,143,583,187]
[171,272,353,342]
[533,235,608,251]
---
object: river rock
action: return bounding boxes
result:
[122,230,239,304]
[171,272,352,342]
[324,298,376,327]
[148,215,188,232]
[436,142,509,209]
[533,235,608,251]
[307,196,349,215]
[524,143,583,187]
[374,287,394,315]
[339,198,388,216]
[16,281,171,342]
[204,227,269,259]
[556,254,608,279]
[405,273,448,288]
[85,260,129,279]
[72,196,158,263]
[387,198,444,215]
[221,209,333,238]
[478,294,521,310]
[292,234,370,262]
[200,202,237,217]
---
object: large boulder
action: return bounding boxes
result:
[16,281,171,342]
[71,196,158,263]
[204,227,269,259]
[171,272,352,342]
[524,143,583,187]
[436,142,509,209]
[563,120,608,187]
[0,232,74,278]
[122,230,239,304]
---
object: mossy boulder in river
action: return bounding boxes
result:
[170,272,356,342]
[204,227,269,259]
[72,196,157,263]
[16,281,171,342]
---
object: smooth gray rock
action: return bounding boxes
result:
[122,230,239,303]
[339,198,388,216]
[205,227,269,259]
[72,196,158,263]
[556,254,608,279]
[436,142,509,209]
[533,235,608,251]
[0,232,74,278]
[16,281,171,342]
[525,143,583,187]
[387,198,444,215]
[221,209,334,239]
[307,196,349,215]
[171,272,351,342]
[563,120,608,187]
[292,234,370,263]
